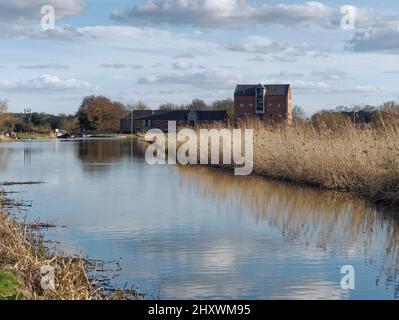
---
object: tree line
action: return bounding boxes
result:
[293,101,399,129]
[0,96,234,134]
[1,96,398,134]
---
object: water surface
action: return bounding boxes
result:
[0,139,398,299]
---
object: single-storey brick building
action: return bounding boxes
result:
[234,84,292,126]
[120,110,227,133]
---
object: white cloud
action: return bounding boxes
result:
[269,71,304,78]
[0,23,84,40]
[174,53,195,59]
[348,28,399,54]
[247,55,266,62]
[311,70,348,80]
[111,0,336,28]
[224,36,314,63]
[138,70,241,89]
[0,0,86,21]
[292,80,330,91]
[17,63,69,69]
[172,61,193,70]
[100,63,144,70]
[290,80,383,94]
[0,74,99,93]
[224,35,285,54]
[111,1,399,30]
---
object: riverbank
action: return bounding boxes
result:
[202,119,399,208]
[0,190,136,300]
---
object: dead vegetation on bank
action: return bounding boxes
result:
[194,110,399,208]
[0,190,140,300]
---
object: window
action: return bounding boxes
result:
[249,103,253,107]
[278,103,282,108]
[278,114,283,118]
[269,103,273,108]
[240,103,245,108]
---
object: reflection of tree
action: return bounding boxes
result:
[75,139,148,174]
[178,166,399,296]
[0,147,11,171]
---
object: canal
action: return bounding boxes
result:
[0,139,398,299]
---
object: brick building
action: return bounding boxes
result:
[234,84,292,126]
[120,110,227,133]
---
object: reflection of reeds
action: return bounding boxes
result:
[178,166,399,274]
[193,118,399,207]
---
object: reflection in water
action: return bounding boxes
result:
[179,167,399,291]
[0,139,398,299]
[75,139,147,173]
[0,146,11,172]
[24,143,32,168]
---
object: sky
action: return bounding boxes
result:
[0,0,399,116]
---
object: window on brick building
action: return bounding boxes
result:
[240,103,245,108]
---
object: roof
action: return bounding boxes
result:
[196,111,227,121]
[135,110,189,121]
[133,110,227,122]
[235,84,290,96]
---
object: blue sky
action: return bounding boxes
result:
[0,0,399,116]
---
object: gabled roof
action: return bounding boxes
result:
[235,84,290,96]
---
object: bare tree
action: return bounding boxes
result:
[0,99,8,114]
[292,105,307,121]
[126,102,150,111]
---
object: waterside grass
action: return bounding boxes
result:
[194,117,399,208]
[0,190,138,300]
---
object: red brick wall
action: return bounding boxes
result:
[234,96,256,118]
[264,95,289,125]
[234,87,292,126]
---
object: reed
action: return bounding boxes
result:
[0,190,138,300]
[195,116,399,207]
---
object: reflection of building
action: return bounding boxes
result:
[234,84,292,126]
[120,110,227,133]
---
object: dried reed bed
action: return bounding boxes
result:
[195,115,399,207]
[0,190,122,300]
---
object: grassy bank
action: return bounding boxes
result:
[0,190,135,300]
[0,269,23,300]
[16,132,53,140]
[193,117,399,207]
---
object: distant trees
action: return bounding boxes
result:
[211,99,234,119]
[187,99,207,111]
[158,99,234,119]
[372,101,399,127]
[159,103,181,111]
[311,110,350,130]
[0,100,8,114]
[292,105,307,122]
[126,102,150,111]
[77,95,126,133]
[0,100,11,131]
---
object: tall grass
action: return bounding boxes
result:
[0,191,138,300]
[195,116,399,207]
